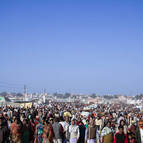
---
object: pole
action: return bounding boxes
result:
[24,85,26,107]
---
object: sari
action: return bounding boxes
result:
[11,122,22,143]
[35,123,44,143]
[43,124,53,143]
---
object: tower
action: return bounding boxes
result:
[24,85,27,101]
[43,88,46,103]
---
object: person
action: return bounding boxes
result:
[52,118,63,143]
[114,125,128,143]
[119,120,128,134]
[21,119,30,143]
[95,115,103,134]
[85,118,99,143]
[135,119,143,143]
[0,117,9,143]
[69,118,80,143]
[101,121,114,143]
[77,121,85,143]
[42,119,53,143]
[60,116,70,143]
[117,114,124,125]
[49,118,54,126]
[35,118,44,143]
[127,125,136,143]
[0,112,8,127]
[85,120,89,129]
[30,118,36,143]
[2,113,10,143]
[10,118,22,143]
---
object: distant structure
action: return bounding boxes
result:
[43,88,47,103]
[24,85,27,101]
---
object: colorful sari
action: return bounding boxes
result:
[43,124,53,143]
[35,123,44,143]
[11,122,22,143]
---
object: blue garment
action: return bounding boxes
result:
[37,123,43,143]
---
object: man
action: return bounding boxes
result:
[60,116,70,143]
[114,125,128,143]
[85,118,99,143]
[95,115,103,134]
[78,121,86,143]
[69,118,80,143]
[135,119,143,143]
[52,118,63,143]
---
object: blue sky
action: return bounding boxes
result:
[0,0,143,95]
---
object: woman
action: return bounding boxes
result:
[101,121,114,143]
[114,125,128,143]
[120,120,128,134]
[10,118,22,143]
[42,120,53,143]
[35,118,44,143]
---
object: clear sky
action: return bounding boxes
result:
[0,0,143,95]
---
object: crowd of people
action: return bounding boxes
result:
[0,102,143,143]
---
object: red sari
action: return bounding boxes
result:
[42,124,54,143]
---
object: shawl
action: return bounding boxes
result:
[101,127,113,137]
